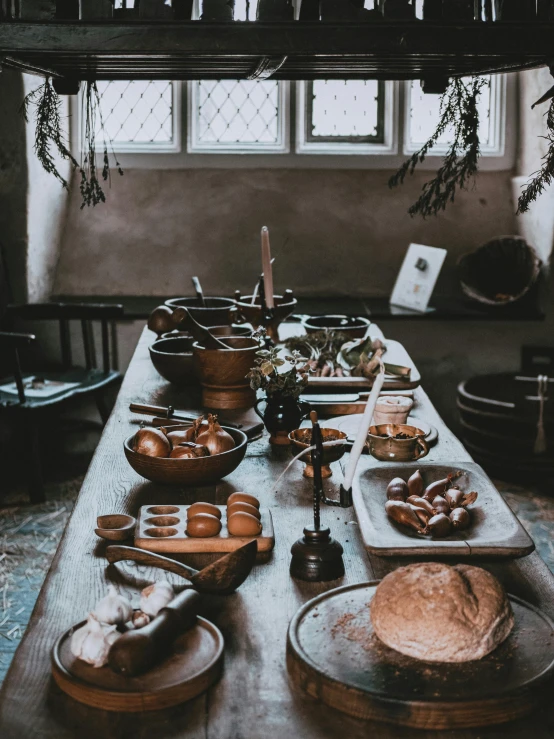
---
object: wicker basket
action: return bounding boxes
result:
[458,236,541,307]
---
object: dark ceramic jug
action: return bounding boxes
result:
[255,393,311,445]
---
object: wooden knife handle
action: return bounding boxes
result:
[108,590,201,676]
[106,545,199,580]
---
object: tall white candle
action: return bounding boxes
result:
[343,363,385,491]
[261,226,275,310]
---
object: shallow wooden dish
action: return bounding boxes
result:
[95,514,136,541]
[135,504,274,553]
[149,336,196,386]
[287,581,554,729]
[352,461,535,558]
[124,427,247,485]
[52,616,223,712]
[164,296,236,326]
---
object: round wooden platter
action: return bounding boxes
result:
[286,582,554,730]
[51,616,223,712]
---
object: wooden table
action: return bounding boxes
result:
[1,327,554,738]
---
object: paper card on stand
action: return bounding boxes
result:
[390,243,447,313]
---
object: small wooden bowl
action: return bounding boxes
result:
[367,424,429,462]
[95,514,136,541]
[302,314,371,338]
[124,427,248,485]
[288,427,348,478]
[149,336,197,386]
[164,297,236,327]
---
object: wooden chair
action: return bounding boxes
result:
[0,302,124,503]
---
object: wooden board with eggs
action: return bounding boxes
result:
[135,494,275,554]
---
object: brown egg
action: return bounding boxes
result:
[227,502,261,520]
[227,512,262,537]
[186,513,222,538]
[227,492,260,510]
[186,502,222,520]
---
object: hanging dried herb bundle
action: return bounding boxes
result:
[80,81,123,209]
[517,98,554,214]
[389,76,487,218]
[22,78,123,209]
[21,78,79,189]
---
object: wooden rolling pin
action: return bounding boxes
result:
[108,589,201,676]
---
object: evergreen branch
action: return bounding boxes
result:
[517,98,554,214]
[389,77,487,218]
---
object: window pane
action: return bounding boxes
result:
[408,77,493,149]
[195,80,280,145]
[95,81,174,145]
[307,80,385,143]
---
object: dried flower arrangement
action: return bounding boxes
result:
[248,332,310,399]
[22,78,123,209]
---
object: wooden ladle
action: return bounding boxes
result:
[171,307,229,350]
[106,540,257,595]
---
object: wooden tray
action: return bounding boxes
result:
[52,616,223,712]
[135,505,274,554]
[307,339,421,391]
[300,389,414,416]
[352,462,534,558]
[287,582,554,730]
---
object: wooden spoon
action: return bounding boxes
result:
[191,276,206,307]
[171,307,229,350]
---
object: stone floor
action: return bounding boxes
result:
[0,464,553,687]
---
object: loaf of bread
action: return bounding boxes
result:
[370,562,514,662]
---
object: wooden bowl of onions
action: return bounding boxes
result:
[124,417,247,486]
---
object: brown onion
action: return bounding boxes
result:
[422,471,462,501]
[196,414,234,456]
[432,495,450,515]
[169,442,209,459]
[409,503,431,526]
[407,469,424,498]
[385,500,424,533]
[425,513,452,538]
[161,426,196,448]
[133,427,171,458]
[386,477,409,501]
[450,507,471,530]
[445,488,465,509]
[406,496,435,516]
[463,491,478,507]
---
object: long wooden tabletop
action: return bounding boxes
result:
[1,327,554,738]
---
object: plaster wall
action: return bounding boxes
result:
[55,167,515,299]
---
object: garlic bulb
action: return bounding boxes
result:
[132,610,151,629]
[93,585,133,625]
[140,581,174,617]
[70,613,120,668]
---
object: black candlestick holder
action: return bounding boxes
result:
[290,412,345,582]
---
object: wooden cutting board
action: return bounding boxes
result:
[352,462,534,558]
[307,339,421,391]
[51,616,223,712]
[135,504,274,553]
[287,582,554,730]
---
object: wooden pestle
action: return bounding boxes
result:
[191,276,206,307]
[172,307,229,350]
[108,589,201,676]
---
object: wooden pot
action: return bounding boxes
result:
[193,336,259,409]
[165,297,237,327]
[367,424,429,462]
[234,290,297,343]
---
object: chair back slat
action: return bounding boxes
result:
[13,347,26,404]
[59,319,72,369]
[81,319,97,370]
[101,319,110,374]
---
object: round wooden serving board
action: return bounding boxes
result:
[52,616,223,712]
[286,582,554,730]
